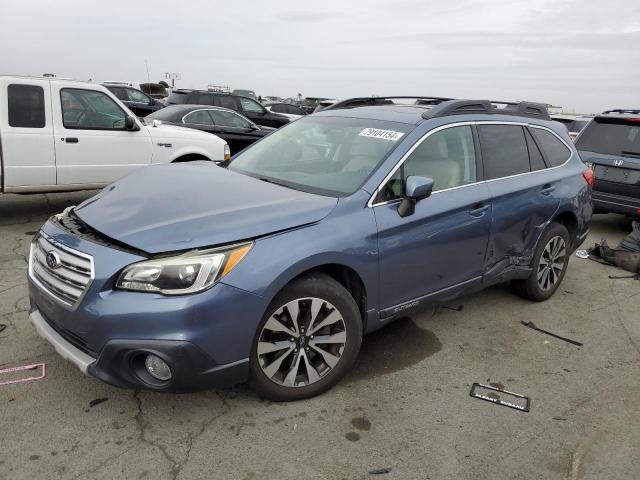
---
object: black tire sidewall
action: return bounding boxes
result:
[248,273,363,401]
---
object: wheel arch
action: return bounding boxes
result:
[552,209,579,249]
[170,153,211,163]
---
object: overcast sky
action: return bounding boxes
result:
[1,0,639,113]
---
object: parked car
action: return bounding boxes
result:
[575,109,640,217]
[103,84,165,118]
[28,98,592,401]
[0,76,229,193]
[166,90,290,128]
[146,105,274,154]
[232,89,258,100]
[551,114,593,141]
[264,102,307,120]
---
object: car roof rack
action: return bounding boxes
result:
[322,96,454,111]
[601,109,640,115]
[422,99,551,120]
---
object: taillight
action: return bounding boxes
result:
[582,167,595,189]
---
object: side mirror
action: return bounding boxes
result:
[406,176,434,200]
[397,176,434,217]
[125,115,140,131]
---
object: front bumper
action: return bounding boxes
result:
[27,220,269,392]
[593,190,640,217]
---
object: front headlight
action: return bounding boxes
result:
[116,243,252,295]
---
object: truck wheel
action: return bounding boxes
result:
[512,223,570,302]
[248,273,362,401]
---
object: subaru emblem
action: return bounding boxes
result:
[46,251,61,269]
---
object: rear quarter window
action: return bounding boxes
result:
[8,84,46,128]
[478,124,530,179]
[531,128,571,167]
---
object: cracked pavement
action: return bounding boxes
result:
[1,191,639,479]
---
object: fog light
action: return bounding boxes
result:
[145,354,172,381]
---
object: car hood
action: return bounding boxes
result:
[74,163,338,254]
[145,122,217,141]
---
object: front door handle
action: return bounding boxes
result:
[469,203,489,217]
[64,137,79,143]
[541,184,555,195]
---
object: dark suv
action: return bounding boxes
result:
[575,110,640,217]
[166,90,290,128]
[29,97,592,401]
[103,85,165,118]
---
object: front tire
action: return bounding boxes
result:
[512,223,570,302]
[248,273,363,401]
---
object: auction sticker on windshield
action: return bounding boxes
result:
[359,128,405,141]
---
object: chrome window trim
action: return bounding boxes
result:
[367,121,574,208]
[28,231,95,311]
[181,107,256,129]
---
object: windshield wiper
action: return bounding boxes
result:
[258,177,299,191]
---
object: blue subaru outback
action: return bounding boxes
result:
[28,98,593,401]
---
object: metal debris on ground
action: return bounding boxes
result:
[0,323,6,334]
[369,467,393,475]
[0,363,46,386]
[575,250,589,259]
[582,222,640,276]
[469,383,531,412]
[521,321,583,347]
[88,397,109,408]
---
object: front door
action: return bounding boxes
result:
[51,86,152,186]
[374,125,492,313]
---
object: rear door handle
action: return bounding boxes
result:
[540,184,555,195]
[64,137,79,143]
[469,203,489,217]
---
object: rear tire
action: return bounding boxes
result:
[512,223,570,302]
[248,273,362,401]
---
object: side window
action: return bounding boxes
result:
[239,97,265,114]
[8,84,46,128]
[270,104,287,113]
[109,87,128,101]
[374,169,403,203]
[215,96,239,110]
[403,126,477,191]
[531,128,571,167]
[478,125,530,179]
[289,105,305,115]
[525,128,547,171]
[60,88,126,130]
[127,88,150,103]
[194,94,215,106]
[184,110,214,125]
[209,110,251,129]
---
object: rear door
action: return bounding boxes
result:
[374,125,492,312]
[0,79,56,189]
[51,84,152,186]
[479,123,564,272]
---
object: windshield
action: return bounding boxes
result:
[228,116,413,196]
[576,119,640,156]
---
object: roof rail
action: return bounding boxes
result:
[322,95,454,111]
[601,109,640,115]
[422,99,551,121]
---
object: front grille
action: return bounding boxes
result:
[29,232,94,308]
[41,312,96,357]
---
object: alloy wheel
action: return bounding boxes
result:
[257,297,347,388]
[537,235,566,291]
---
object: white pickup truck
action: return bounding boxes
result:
[0,76,230,193]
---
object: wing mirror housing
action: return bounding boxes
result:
[125,115,140,131]
[397,176,434,217]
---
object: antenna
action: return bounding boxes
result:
[144,60,151,85]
